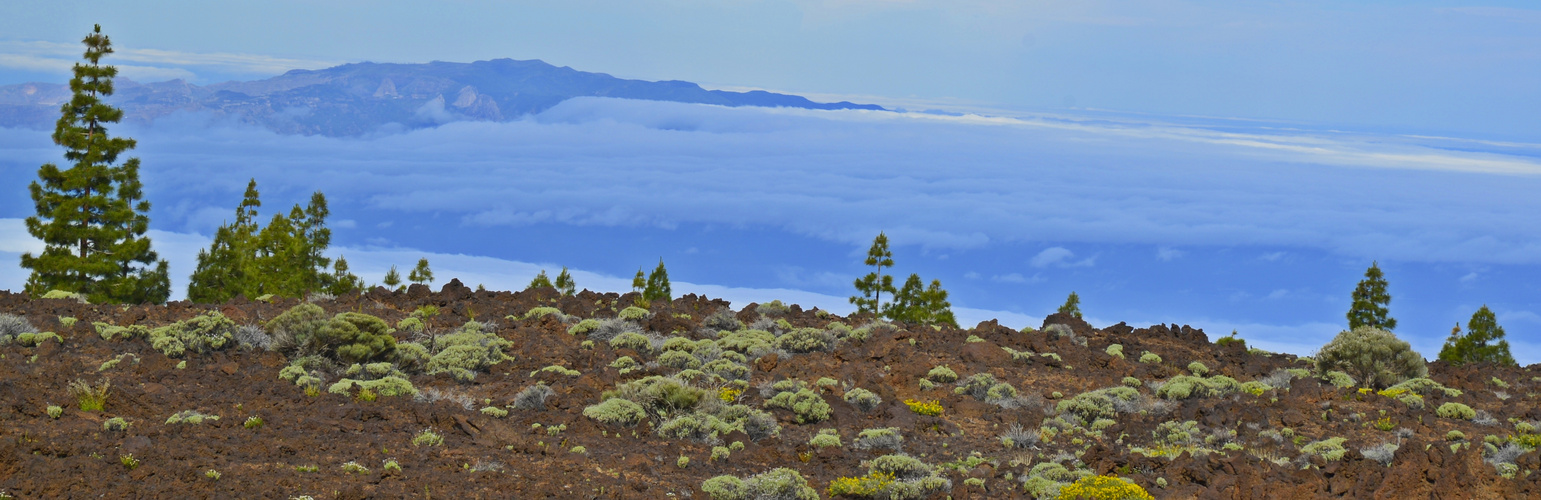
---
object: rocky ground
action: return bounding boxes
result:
[0,280,1536,499]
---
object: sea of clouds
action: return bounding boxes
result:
[2,98,1539,361]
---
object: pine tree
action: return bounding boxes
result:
[884,274,957,327]
[1057,292,1082,319]
[326,256,362,295]
[1347,262,1396,331]
[21,25,169,304]
[296,192,332,292]
[187,179,262,303]
[528,270,553,290]
[1438,305,1516,366]
[632,268,646,294]
[409,258,433,286]
[920,278,957,328]
[643,259,671,303]
[554,267,576,296]
[382,265,403,291]
[850,232,896,315]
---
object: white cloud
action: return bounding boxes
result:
[991,273,1025,283]
[1266,289,1289,300]
[1259,252,1286,262]
[1156,246,1184,261]
[1459,271,1479,285]
[334,219,357,229]
[1030,247,1094,268]
[1030,247,1073,268]
[0,40,339,81]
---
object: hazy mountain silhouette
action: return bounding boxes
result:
[0,58,883,136]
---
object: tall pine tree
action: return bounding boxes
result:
[1347,262,1396,331]
[1057,292,1082,319]
[382,265,403,291]
[21,25,169,304]
[528,270,553,290]
[1438,305,1515,366]
[850,232,896,315]
[409,258,433,286]
[554,267,576,296]
[187,179,261,303]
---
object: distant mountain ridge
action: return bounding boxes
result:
[0,58,884,136]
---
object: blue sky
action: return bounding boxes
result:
[2,1,1539,363]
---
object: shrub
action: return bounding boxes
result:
[244,416,264,429]
[1446,430,1467,441]
[844,388,882,412]
[1300,437,1348,461]
[513,384,556,410]
[1384,377,1462,398]
[69,378,110,412]
[954,373,999,399]
[1121,377,1142,388]
[904,399,943,416]
[810,429,843,448]
[927,365,958,383]
[395,316,424,332]
[327,376,417,397]
[521,306,563,320]
[854,427,904,450]
[775,327,835,353]
[658,349,703,370]
[233,324,272,350]
[584,398,647,427]
[618,306,650,321]
[14,331,63,347]
[1437,403,1476,420]
[1187,361,1209,376]
[703,359,751,381]
[743,409,781,440]
[717,329,776,353]
[103,417,130,431]
[46,405,63,418]
[165,410,221,425]
[1155,375,1240,400]
[1361,443,1398,466]
[1139,352,1162,364]
[425,325,514,381]
[144,311,237,358]
[0,313,38,344]
[567,318,602,336]
[1322,370,1356,388]
[1105,344,1124,359]
[704,308,746,332]
[703,468,819,500]
[1056,475,1154,500]
[765,388,831,424]
[94,322,147,341]
[317,312,397,364]
[1315,326,1427,389]
[412,429,444,447]
[609,332,652,353]
[266,303,329,353]
[1056,387,1140,423]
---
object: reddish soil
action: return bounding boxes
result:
[0,280,1537,499]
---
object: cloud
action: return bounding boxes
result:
[1459,271,1479,285]
[1259,252,1287,262]
[1030,247,1095,268]
[335,219,357,229]
[1266,289,1289,300]
[0,40,340,82]
[1156,246,1184,261]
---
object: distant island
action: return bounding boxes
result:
[0,58,884,136]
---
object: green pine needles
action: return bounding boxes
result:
[1347,261,1396,331]
[21,24,171,304]
[1058,292,1082,319]
[643,259,671,303]
[186,178,341,302]
[1438,305,1515,367]
[848,233,956,327]
[409,258,434,286]
[850,232,896,315]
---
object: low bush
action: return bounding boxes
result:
[165,410,221,425]
[1300,437,1348,461]
[1187,361,1209,376]
[1056,475,1154,500]
[810,429,843,448]
[854,427,904,450]
[844,388,882,412]
[775,327,835,353]
[927,365,959,383]
[583,398,647,427]
[513,384,556,410]
[702,468,819,500]
[1139,352,1162,364]
[1105,344,1125,359]
[69,378,110,412]
[765,388,831,424]
[1314,326,1427,389]
[1437,402,1476,420]
[146,311,237,358]
[1155,375,1240,400]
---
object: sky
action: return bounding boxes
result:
[1,1,1538,363]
